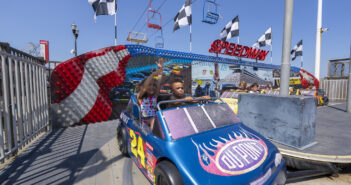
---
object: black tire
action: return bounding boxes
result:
[324,98,329,106]
[154,161,183,185]
[117,125,129,157]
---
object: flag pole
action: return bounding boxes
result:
[114,0,117,46]
[270,26,273,64]
[189,0,192,53]
[270,44,273,65]
[237,37,240,44]
[301,55,303,68]
[190,24,192,52]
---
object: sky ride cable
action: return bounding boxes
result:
[137,0,168,33]
[130,0,154,32]
[148,0,198,40]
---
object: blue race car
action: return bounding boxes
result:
[117,96,287,185]
[126,73,146,84]
[109,82,134,101]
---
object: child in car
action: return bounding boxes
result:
[167,78,211,109]
[249,83,259,94]
[137,58,164,129]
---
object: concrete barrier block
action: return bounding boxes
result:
[238,94,317,148]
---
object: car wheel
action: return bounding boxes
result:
[117,125,129,157]
[324,98,329,106]
[154,161,183,185]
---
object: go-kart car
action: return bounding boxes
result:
[109,82,134,101]
[220,83,238,92]
[160,83,171,94]
[315,89,328,106]
[117,96,287,185]
[126,73,146,84]
[299,89,328,106]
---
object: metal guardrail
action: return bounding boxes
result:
[0,50,49,161]
[320,79,348,101]
[0,42,46,65]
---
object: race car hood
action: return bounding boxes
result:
[166,123,280,185]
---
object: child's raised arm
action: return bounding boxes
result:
[137,58,164,100]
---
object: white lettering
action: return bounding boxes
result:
[232,145,250,164]
[221,154,237,169]
[120,112,130,123]
[240,143,259,160]
[227,150,244,168]
[251,142,264,152]
[219,141,266,170]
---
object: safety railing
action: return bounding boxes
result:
[0,42,45,65]
[320,79,348,101]
[0,49,49,161]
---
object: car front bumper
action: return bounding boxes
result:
[267,159,287,185]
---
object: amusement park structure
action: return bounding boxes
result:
[50,44,304,127]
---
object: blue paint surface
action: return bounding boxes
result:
[118,95,287,185]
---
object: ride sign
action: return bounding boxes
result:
[209,40,269,61]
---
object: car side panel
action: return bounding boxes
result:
[121,111,166,184]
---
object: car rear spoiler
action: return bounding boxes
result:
[157,98,225,111]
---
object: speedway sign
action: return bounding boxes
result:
[209,40,269,61]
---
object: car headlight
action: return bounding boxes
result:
[274,153,282,167]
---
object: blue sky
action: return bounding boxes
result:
[0,0,350,77]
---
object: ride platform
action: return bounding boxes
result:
[272,103,351,164]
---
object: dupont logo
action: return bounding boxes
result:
[193,129,268,176]
[216,139,267,175]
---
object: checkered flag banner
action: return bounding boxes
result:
[173,0,192,32]
[253,27,272,48]
[88,0,116,22]
[220,15,239,41]
[291,40,303,61]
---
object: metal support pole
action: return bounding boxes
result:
[270,27,273,64]
[347,43,351,113]
[190,24,192,53]
[74,37,77,57]
[270,45,273,65]
[189,0,192,53]
[114,0,117,46]
[314,0,323,80]
[279,0,294,96]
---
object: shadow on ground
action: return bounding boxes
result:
[0,121,121,185]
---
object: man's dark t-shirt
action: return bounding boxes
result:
[167,94,190,109]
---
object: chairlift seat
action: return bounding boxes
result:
[207,12,219,19]
[147,9,162,30]
[147,23,162,30]
[155,43,164,49]
[127,38,148,44]
[127,31,148,44]
[202,0,220,24]
[155,35,164,49]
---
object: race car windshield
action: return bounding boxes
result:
[162,103,241,140]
